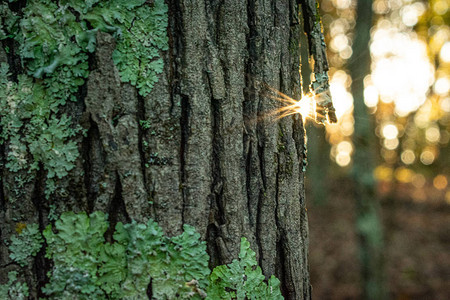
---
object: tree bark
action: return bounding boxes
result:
[349,0,386,299]
[1,1,312,299]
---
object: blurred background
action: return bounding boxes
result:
[304,0,450,299]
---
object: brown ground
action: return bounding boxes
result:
[307,178,450,300]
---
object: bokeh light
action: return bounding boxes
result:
[433,174,448,190]
[319,0,449,197]
[382,123,399,140]
[420,150,435,165]
[401,149,415,164]
[370,26,435,116]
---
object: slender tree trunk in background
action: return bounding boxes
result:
[305,123,330,205]
[0,1,312,298]
[349,0,386,299]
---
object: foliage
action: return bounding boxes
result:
[0,0,168,195]
[0,271,29,300]
[8,223,44,267]
[207,237,284,300]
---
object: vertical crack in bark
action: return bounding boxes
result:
[206,223,221,268]
[180,94,190,226]
[204,1,224,257]
[204,0,227,267]
[256,132,267,189]
[2,39,23,81]
[30,166,50,297]
[244,142,253,221]
[276,238,288,298]
[273,150,289,299]
[272,0,279,27]
[167,9,176,115]
[210,96,225,226]
[81,50,99,213]
[82,117,95,213]
[106,173,130,242]
[255,83,272,272]
[167,3,179,116]
[146,277,153,299]
[208,65,225,262]
[255,189,264,268]
[136,93,149,191]
[255,104,266,268]
[170,0,187,230]
[244,0,256,221]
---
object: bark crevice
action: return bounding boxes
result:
[180,94,190,226]
[106,173,130,242]
[81,116,97,213]
[136,93,149,192]
[274,151,289,297]
[30,167,50,298]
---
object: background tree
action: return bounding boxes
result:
[0,1,322,298]
[349,0,386,298]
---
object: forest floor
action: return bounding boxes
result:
[307,178,450,300]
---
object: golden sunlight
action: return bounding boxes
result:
[266,86,318,123]
[370,22,435,117]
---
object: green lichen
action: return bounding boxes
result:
[109,0,168,96]
[67,0,169,96]
[8,223,44,267]
[0,3,19,40]
[0,63,82,195]
[0,271,29,300]
[140,119,151,130]
[43,211,210,299]
[5,212,283,299]
[207,237,284,299]
[0,0,168,195]
[15,0,168,96]
[42,265,106,300]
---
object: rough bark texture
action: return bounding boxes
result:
[298,9,331,206]
[0,1,311,299]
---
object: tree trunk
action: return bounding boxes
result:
[349,0,386,298]
[298,10,330,206]
[1,1,311,299]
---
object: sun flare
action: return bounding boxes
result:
[264,86,315,122]
[291,95,317,122]
[266,85,338,125]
